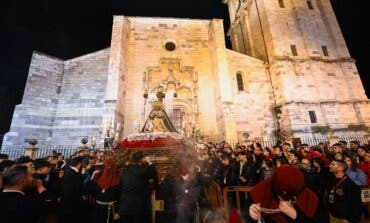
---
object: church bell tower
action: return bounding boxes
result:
[223,0,370,138]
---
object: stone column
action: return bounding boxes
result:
[104,16,130,135]
[209,19,238,142]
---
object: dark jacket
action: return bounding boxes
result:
[119,164,156,216]
[59,167,88,223]
[327,174,362,223]
[60,167,86,206]
[232,162,258,186]
[174,174,203,223]
[213,163,233,187]
[0,191,56,223]
[87,181,122,223]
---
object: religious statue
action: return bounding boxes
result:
[141,90,177,133]
[146,104,169,132]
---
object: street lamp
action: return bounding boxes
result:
[24,139,38,159]
[98,119,122,153]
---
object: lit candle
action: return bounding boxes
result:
[116,123,121,132]
[107,118,112,130]
[115,132,120,141]
[92,137,96,146]
[106,119,112,132]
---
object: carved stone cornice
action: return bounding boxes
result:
[276,99,370,107]
[270,56,355,64]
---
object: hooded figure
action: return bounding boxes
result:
[87,158,122,223]
[119,151,157,223]
[249,165,322,223]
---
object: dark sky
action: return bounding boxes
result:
[0,0,369,135]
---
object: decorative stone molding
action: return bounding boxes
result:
[270,56,355,64]
[276,99,370,107]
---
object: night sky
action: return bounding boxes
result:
[0,0,369,135]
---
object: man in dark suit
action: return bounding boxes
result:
[174,163,203,223]
[59,156,88,223]
[213,155,234,187]
[0,165,56,223]
[32,159,52,189]
[232,152,257,186]
[231,152,257,222]
[119,151,157,223]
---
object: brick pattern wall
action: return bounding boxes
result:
[3,49,109,147]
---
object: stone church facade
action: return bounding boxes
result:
[3,0,370,147]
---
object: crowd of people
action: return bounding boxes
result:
[0,139,369,223]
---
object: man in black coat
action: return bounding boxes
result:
[32,159,52,189]
[328,160,362,223]
[174,164,203,223]
[0,165,56,223]
[59,157,88,223]
[119,151,157,223]
[232,152,257,186]
[213,155,234,187]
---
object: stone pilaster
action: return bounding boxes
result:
[104,16,130,138]
[209,19,237,142]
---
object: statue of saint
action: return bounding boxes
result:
[141,90,177,133]
[147,111,168,132]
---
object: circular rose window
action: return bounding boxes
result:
[165,42,176,51]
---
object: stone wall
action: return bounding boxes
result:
[103,17,130,139]
[254,0,350,59]
[2,49,110,147]
[52,49,110,146]
[269,58,370,136]
[3,52,64,146]
[224,0,370,139]
[226,50,276,141]
[116,17,223,139]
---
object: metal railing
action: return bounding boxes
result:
[1,146,78,160]
[227,135,369,148]
[299,135,369,146]
[1,135,368,160]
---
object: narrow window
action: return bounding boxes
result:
[236,73,244,91]
[309,111,317,123]
[290,45,298,56]
[56,86,61,94]
[321,45,329,56]
[278,0,285,8]
[172,109,183,131]
[307,0,314,9]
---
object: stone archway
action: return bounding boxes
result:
[143,58,199,137]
